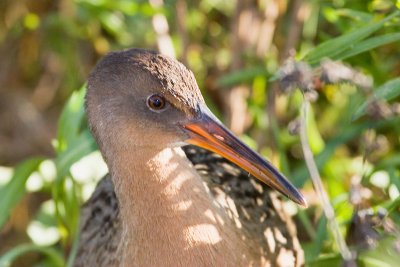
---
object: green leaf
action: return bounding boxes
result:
[303,11,400,65]
[353,77,400,120]
[0,158,43,228]
[57,86,87,153]
[335,32,400,60]
[55,129,97,180]
[0,243,64,267]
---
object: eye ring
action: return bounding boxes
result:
[147,94,167,111]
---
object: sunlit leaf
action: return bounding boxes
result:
[57,86,87,153]
[55,129,97,180]
[0,158,43,228]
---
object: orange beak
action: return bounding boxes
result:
[181,105,307,207]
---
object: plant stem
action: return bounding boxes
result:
[299,100,352,261]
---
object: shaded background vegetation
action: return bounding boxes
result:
[0,0,400,266]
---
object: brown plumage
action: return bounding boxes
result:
[74,48,305,267]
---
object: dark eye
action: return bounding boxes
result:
[147,94,167,111]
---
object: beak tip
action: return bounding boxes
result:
[298,196,308,208]
[290,190,307,208]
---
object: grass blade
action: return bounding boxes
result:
[303,11,400,65]
[335,32,400,60]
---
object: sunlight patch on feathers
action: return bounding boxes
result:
[185,224,222,246]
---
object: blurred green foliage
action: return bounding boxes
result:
[1,0,400,266]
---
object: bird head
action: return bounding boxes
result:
[86,48,306,207]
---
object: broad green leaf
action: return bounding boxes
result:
[0,158,43,228]
[335,32,400,60]
[57,86,87,153]
[353,77,400,120]
[55,129,97,180]
[0,243,64,267]
[303,11,400,65]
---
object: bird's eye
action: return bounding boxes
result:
[147,94,167,111]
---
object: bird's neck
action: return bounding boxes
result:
[109,146,254,266]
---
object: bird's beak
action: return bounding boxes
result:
[181,105,307,207]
